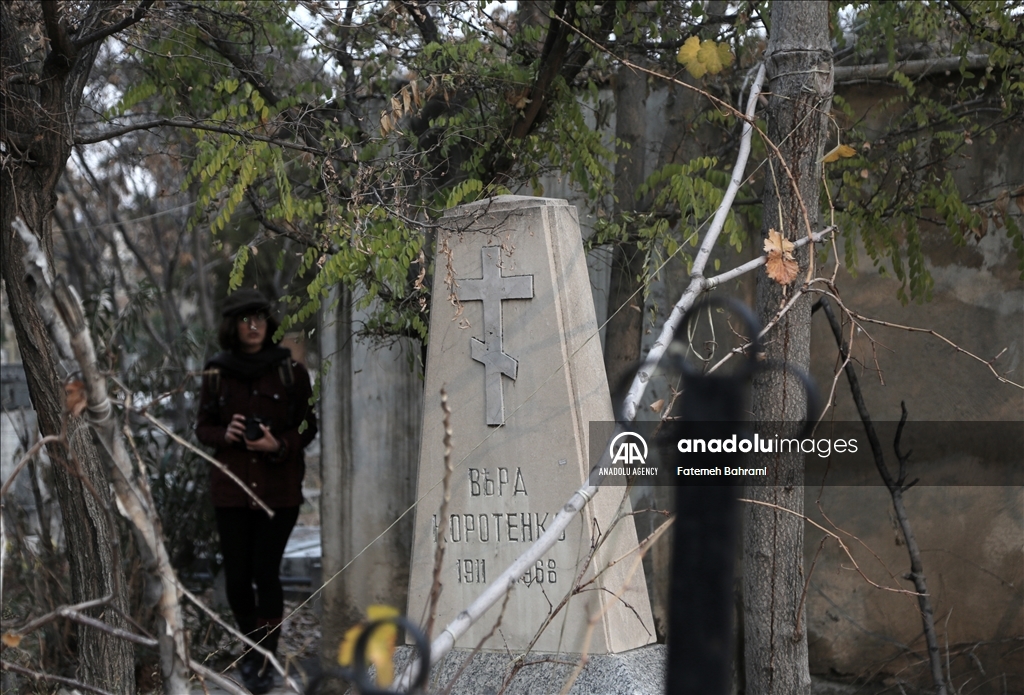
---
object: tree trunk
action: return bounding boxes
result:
[603,54,648,403]
[744,3,832,694]
[0,3,135,690]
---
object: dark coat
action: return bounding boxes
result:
[196,348,317,509]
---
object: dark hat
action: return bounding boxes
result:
[221,289,271,317]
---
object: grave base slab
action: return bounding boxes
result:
[392,644,666,695]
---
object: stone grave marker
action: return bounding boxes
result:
[407,196,655,655]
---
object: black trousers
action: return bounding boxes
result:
[215,506,299,647]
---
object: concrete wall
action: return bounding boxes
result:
[537,78,1023,692]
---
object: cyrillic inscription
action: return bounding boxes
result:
[432,512,567,544]
[469,467,528,496]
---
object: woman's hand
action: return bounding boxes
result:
[225,414,246,444]
[245,424,281,453]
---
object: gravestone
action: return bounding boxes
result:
[407,196,656,656]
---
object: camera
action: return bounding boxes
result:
[245,416,269,441]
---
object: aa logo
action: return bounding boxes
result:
[609,431,648,466]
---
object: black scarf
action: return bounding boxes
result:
[207,346,291,381]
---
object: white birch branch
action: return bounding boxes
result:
[397,62,821,690]
[620,63,766,422]
[14,216,190,693]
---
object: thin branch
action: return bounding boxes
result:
[0,434,62,499]
[620,63,767,421]
[140,410,275,517]
[0,661,116,695]
[187,659,251,695]
[738,498,921,597]
[424,387,454,641]
[820,297,948,694]
[74,117,335,156]
[72,0,156,49]
[704,227,835,290]
[175,579,300,693]
[836,302,1022,389]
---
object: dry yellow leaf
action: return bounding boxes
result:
[766,252,799,285]
[764,229,799,285]
[763,229,794,257]
[649,398,665,414]
[2,632,22,648]
[822,143,857,164]
[678,37,732,78]
[65,379,87,417]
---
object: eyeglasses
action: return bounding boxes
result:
[237,313,268,325]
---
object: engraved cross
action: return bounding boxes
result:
[458,246,534,426]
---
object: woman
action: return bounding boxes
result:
[196,289,317,694]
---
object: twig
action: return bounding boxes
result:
[9,603,159,649]
[438,591,513,695]
[188,659,251,695]
[841,309,1022,389]
[174,579,300,693]
[140,410,275,517]
[0,435,62,498]
[1,661,118,695]
[738,498,922,597]
[557,518,673,695]
[424,387,454,641]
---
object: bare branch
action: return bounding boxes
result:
[424,388,454,641]
[140,410,275,517]
[41,0,76,67]
[74,117,335,157]
[0,434,62,499]
[738,498,922,597]
[842,308,1023,390]
[0,661,117,695]
[620,63,767,421]
[176,579,300,693]
[72,0,156,49]
[15,215,191,692]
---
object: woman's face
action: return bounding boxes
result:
[236,312,268,353]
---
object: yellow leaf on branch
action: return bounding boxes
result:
[822,143,857,164]
[764,229,799,285]
[677,37,734,79]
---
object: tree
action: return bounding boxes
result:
[743,3,833,694]
[0,2,156,690]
